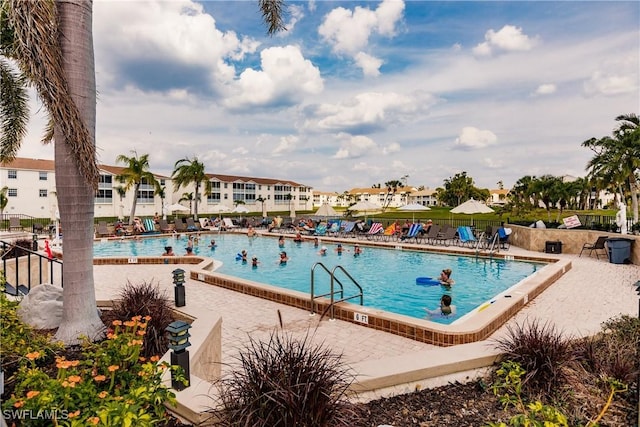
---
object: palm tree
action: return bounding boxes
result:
[172,157,210,219]
[0,0,286,346]
[583,113,640,223]
[179,192,196,215]
[1,0,104,344]
[0,186,8,215]
[155,184,167,219]
[115,150,159,225]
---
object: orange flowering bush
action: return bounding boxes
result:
[2,316,178,426]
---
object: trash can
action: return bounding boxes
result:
[545,241,562,254]
[606,238,632,264]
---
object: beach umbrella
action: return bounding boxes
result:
[314,203,338,218]
[450,198,494,225]
[232,205,249,214]
[168,203,190,212]
[211,204,231,214]
[348,200,381,221]
[450,198,494,214]
[397,203,431,222]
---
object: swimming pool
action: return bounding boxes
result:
[94,234,544,325]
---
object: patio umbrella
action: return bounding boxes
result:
[397,203,431,222]
[348,200,381,221]
[450,198,494,225]
[232,205,249,214]
[211,204,231,214]
[168,203,190,212]
[314,203,338,218]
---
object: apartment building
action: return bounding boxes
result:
[0,157,314,219]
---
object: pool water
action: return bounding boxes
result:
[94,234,543,324]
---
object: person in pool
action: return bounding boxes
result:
[353,244,362,256]
[251,256,259,267]
[162,246,175,256]
[426,294,456,316]
[240,250,248,262]
[209,239,217,249]
[278,236,285,247]
[318,246,328,256]
[313,237,319,248]
[439,268,455,286]
[335,243,345,255]
[279,251,289,264]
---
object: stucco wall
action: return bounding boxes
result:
[509,225,639,265]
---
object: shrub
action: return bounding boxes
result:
[2,316,178,426]
[214,329,358,427]
[102,281,173,358]
[1,238,35,258]
[493,319,573,395]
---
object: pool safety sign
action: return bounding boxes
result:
[354,312,369,324]
[562,215,581,229]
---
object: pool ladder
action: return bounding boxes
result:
[309,262,363,321]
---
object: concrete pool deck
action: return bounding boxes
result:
[90,234,639,415]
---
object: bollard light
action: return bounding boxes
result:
[172,268,186,307]
[166,320,192,390]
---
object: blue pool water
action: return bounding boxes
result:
[94,234,543,324]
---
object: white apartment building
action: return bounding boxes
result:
[0,158,314,219]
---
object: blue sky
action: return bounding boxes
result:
[18,0,639,192]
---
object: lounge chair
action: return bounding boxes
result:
[95,221,111,238]
[9,217,22,231]
[158,219,173,233]
[143,218,157,233]
[420,224,441,244]
[327,221,341,236]
[363,222,384,240]
[579,235,608,259]
[380,224,398,242]
[222,217,239,230]
[497,227,510,250]
[400,223,422,243]
[457,226,478,248]
[313,223,327,236]
[174,218,187,233]
[339,221,356,238]
[185,218,201,232]
[434,227,458,246]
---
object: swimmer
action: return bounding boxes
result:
[318,246,328,256]
[279,251,289,264]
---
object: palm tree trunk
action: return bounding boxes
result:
[53,0,104,345]
[194,182,199,219]
[128,182,140,224]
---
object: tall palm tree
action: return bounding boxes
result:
[179,192,196,215]
[115,150,159,225]
[0,186,8,215]
[583,113,639,223]
[172,157,210,219]
[1,0,104,344]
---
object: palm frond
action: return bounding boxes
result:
[258,0,287,35]
[0,57,29,162]
[6,0,99,188]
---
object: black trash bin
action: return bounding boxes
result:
[606,238,632,264]
[545,241,562,254]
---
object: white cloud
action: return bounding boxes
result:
[583,54,639,96]
[473,25,538,57]
[224,45,323,109]
[354,52,384,77]
[281,4,305,35]
[454,127,498,150]
[333,135,377,159]
[318,0,404,75]
[307,91,431,133]
[382,142,401,155]
[93,0,259,90]
[272,135,299,156]
[534,83,557,95]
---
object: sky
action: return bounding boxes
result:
[16,0,639,192]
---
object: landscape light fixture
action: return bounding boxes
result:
[165,320,192,390]
[172,268,186,307]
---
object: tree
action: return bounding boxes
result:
[382,179,402,211]
[179,192,196,215]
[0,186,8,215]
[1,0,104,344]
[155,184,166,219]
[172,157,210,219]
[438,172,487,207]
[115,150,159,224]
[583,113,640,223]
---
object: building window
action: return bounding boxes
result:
[96,174,114,203]
[160,179,165,186]
[39,171,48,180]
[208,181,221,203]
[8,170,17,179]
[39,189,47,198]
[8,188,17,197]
[224,194,228,199]
[232,182,256,203]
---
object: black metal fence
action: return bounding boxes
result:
[0,240,63,296]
